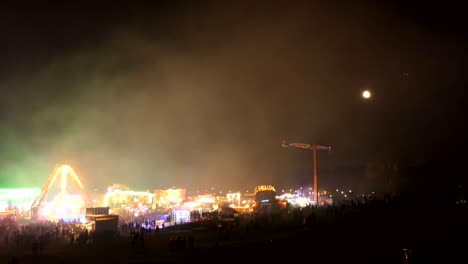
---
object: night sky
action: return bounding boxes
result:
[0,1,467,193]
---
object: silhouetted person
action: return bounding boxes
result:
[176,236,184,251]
[169,237,176,251]
[187,236,195,250]
[139,232,145,248]
[31,239,39,256]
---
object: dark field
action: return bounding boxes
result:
[2,202,467,264]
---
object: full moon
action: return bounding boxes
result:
[362,90,371,99]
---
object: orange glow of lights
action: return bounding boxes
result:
[32,164,91,221]
[254,185,276,194]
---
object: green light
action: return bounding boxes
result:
[0,188,41,211]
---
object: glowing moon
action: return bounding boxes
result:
[362,90,371,99]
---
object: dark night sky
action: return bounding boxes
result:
[0,1,467,193]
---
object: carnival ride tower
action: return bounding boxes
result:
[31,164,91,221]
[282,141,332,206]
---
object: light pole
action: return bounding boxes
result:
[282,141,332,206]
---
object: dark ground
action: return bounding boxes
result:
[1,202,467,264]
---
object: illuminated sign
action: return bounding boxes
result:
[227,192,241,203]
[254,185,276,194]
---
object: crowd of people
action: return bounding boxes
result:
[0,216,93,255]
[0,193,465,263]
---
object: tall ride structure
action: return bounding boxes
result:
[282,141,332,206]
[31,164,91,220]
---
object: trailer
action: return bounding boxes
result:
[86,214,119,237]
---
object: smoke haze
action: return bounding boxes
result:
[1,1,466,192]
